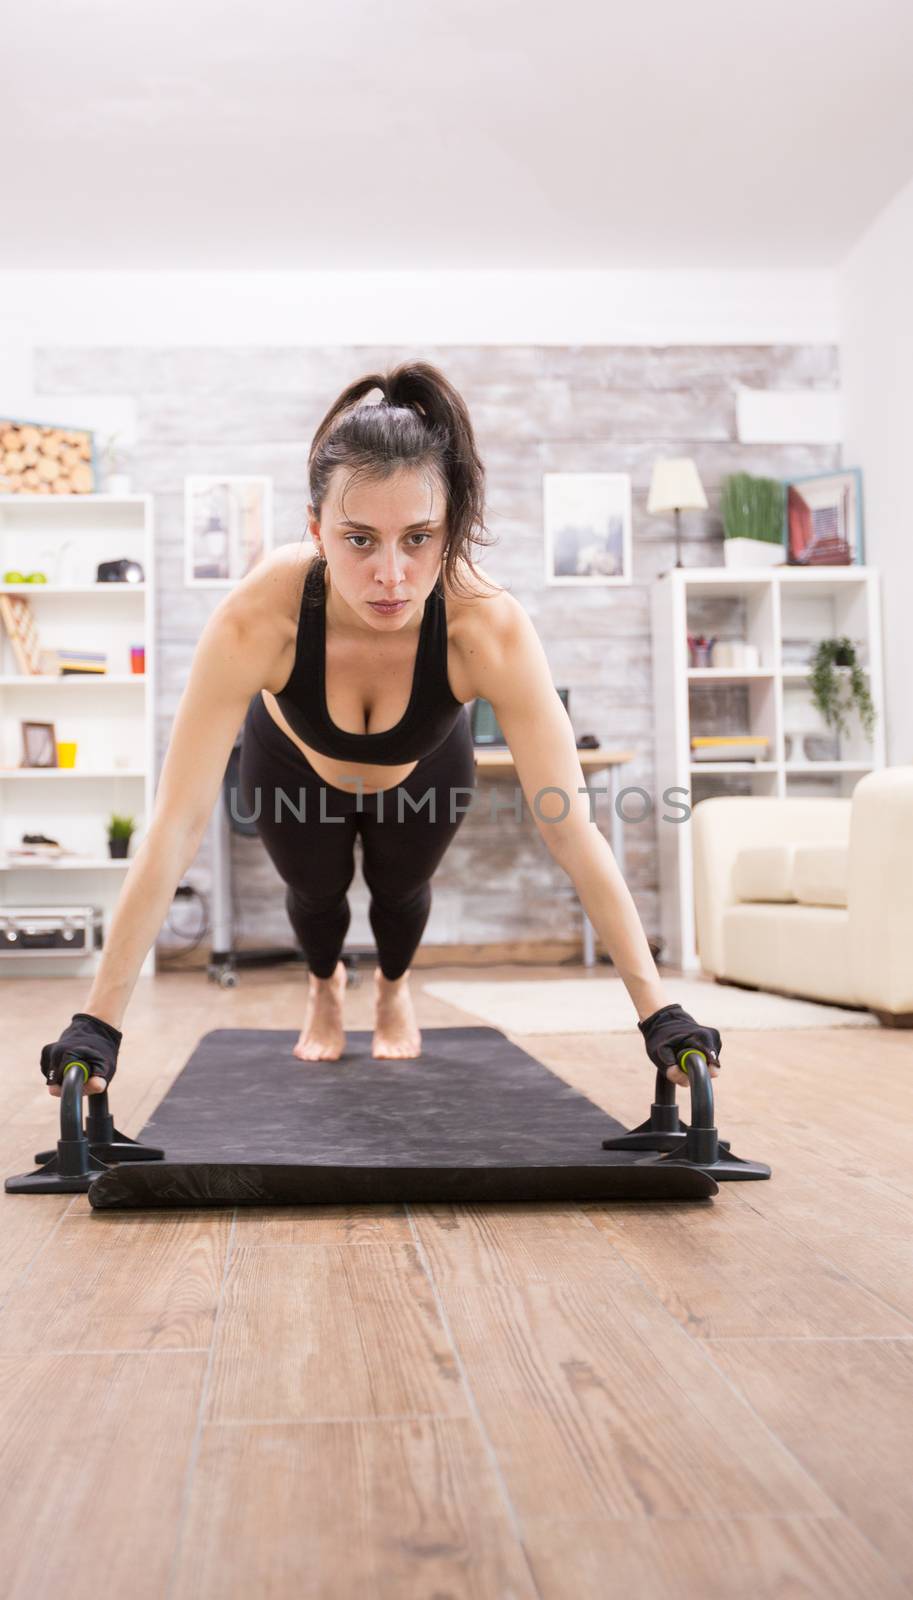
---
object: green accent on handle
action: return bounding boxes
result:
[64,1059,91,1083]
[677,1048,708,1076]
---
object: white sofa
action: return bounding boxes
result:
[692,765,913,1026]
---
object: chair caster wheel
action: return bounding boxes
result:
[207,963,239,988]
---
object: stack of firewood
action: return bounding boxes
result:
[0,422,95,494]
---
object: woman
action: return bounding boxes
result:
[40,362,722,1092]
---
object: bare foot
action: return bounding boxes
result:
[372,966,422,1060]
[293,960,347,1061]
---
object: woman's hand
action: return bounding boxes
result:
[40,1012,123,1098]
[637,1002,722,1088]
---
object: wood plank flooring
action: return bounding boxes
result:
[1,963,911,1598]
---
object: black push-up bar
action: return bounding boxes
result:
[603,1047,771,1180]
[4,1060,164,1195]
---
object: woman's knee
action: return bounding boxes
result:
[285,858,357,918]
[364,874,431,915]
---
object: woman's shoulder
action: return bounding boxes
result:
[443,570,530,693]
[227,543,315,631]
[217,545,317,695]
[444,570,524,638]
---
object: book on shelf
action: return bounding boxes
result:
[0,594,42,674]
[5,831,68,861]
[38,647,109,676]
[7,843,64,859]
[691,735,770,764]
[2,844,96,863]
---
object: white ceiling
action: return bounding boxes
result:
[5,0,913,270]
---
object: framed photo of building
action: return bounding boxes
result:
[784,468,865,566]
[543,473,632,585]
[184,476,274,587]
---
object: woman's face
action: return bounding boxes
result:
[309,467,449,628]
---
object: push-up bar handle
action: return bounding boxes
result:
[59,1060,88,1140]
[31,1062,161,1175]
[671,1046,718,1165]
[54,1062,98,1178]
[675,1047,714,1129]
[651,1047,714,1130]
[58,1059,115,1132]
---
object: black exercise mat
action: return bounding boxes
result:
[88,1026,717,1208]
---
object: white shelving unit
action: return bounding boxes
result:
[651,565,886,972]
[0,495,155,977]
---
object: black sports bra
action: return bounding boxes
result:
[272,557,466,765]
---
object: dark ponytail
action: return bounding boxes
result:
[306,361,500,600]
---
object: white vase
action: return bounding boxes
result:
[723,537,784,568]
[105,474,132,496]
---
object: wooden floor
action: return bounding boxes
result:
[2,962,912,1599]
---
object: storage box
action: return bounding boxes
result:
[0,904,104,956]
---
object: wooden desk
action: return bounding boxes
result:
[473,746,636,967]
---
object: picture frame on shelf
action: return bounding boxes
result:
[784,468,864,566]
[184,475,274,587]
[543,472,632,585]
[21,720,58,767]
[0,418,96,495]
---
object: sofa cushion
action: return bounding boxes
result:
[732,841,850,907]
[732,845,797,903]
[792,844,848,908]
[721,902,861,1006]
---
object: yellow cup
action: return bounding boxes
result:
[56,741,77,768]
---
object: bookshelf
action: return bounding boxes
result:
[0,495,155,977]
[651,565,886,971]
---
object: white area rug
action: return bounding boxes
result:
[419,978,879,1034]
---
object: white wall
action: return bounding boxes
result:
[0,265,843,478]
[841,179,913,765]
[0,269,837,348]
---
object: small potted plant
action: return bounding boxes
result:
[809,636,877,745]
[101,433,132,495]
[720,472,786,568]
[107,812,135,859]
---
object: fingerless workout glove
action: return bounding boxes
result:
[40,1012,123,1089]
[638,1002,721,1076]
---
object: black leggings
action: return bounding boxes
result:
[236,692,477,981]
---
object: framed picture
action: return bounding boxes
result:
[21,721,57,767]
[184,476,274,587]
[543,473,632,585]
[0,418,96,495]
[784,468,865,566]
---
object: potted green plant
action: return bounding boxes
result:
[809,636,877,742]
[107,812,135,859]
[720,473,786,568]
[101,433,132,495]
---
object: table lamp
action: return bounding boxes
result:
[648,458,708,571]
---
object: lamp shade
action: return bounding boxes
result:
[647,458,708,514]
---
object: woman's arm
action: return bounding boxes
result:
[469,594,673,1021]
[81,590,282,1033]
